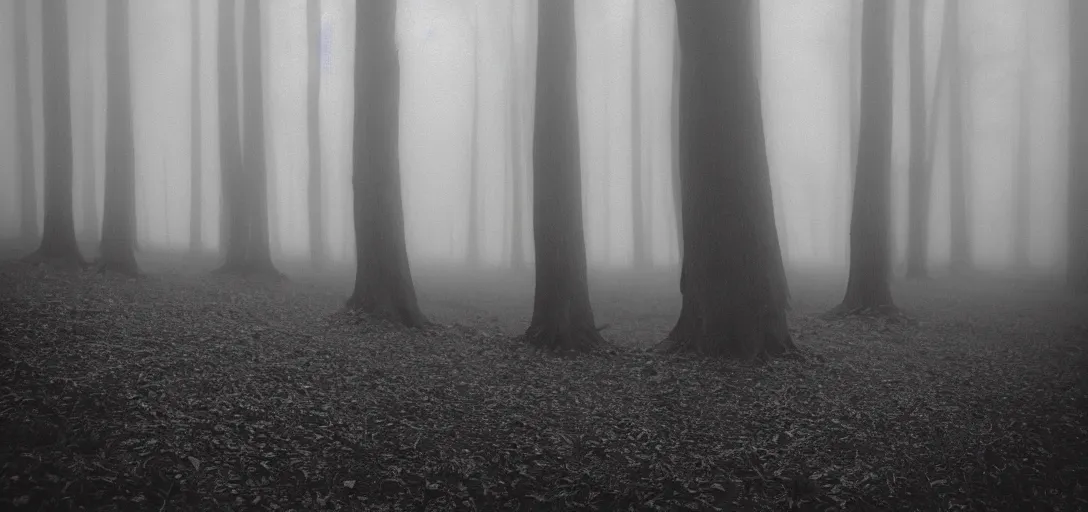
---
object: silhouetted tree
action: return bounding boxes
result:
[190,0,203,254]
[947,0,972,273]
[307,0,325,267]
[348,0,426,326]
[29,0,83,266]
[1069,0,1088,293]
[238,0,275,273]
[218,0,243,267]
[79,3,99,245]
[630,1,648,269]
[526,0,603,351]
[661,0,792,359]
[467,4,481,267]
[1013,9,1031,270]
[509,1,526,270]
[834,0,895,314]
[13,0,37,245]
[99,0,137,274]
[905,0,929,279]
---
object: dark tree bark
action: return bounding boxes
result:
[905,0,929,279]
[239,0,275,272]
[467,6,481,267]
[348,0,426,326]
[218,0,243,268]
[526,0,603,352]
[1013,14,1031,270]
[190,0,203,254]
[509,1,526,271]
[947,0,972,274]
[660,0,793,360]
[630,1,648,269]
[99,0,137,274]
[1069,0,1088,293]
[834,0,895,315]
[29,0,83,266]
[307,0,325,267]
[13,0,38,245]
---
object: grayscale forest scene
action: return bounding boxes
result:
[0,0,1086,510]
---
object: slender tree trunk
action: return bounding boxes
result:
[905,0,929,279]
[947,0,972,274]
[190,0,203,254]
[82,58,99,244]
[99,0,137,274]
[835,0,896,314]
[630,1,648,269]
[670,28,682,264]
[1069,0,1088,293]
[526,0,602,352]
[307,0,325,267]
[510,1,526,271]
[662,0,793,360]
[1013,15,1031,271]
[467,6,481,267]
[835,0,862,265]
[30,0,83,265]
[239,0,275,273]
[348,0,426,326]
[218,0,244,269]
[14,0,38,245]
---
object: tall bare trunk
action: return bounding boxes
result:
[905,0,929,279]
[630,1,648,269]
[467,7,481,267]
[510,1,526,270]
[947,0,972,273]
[1068,0,1088,293]
[99,0,137,274]
[307,0,324,267]
[218,0,244,268]
[190,0,203,254]
[13,0,38,244]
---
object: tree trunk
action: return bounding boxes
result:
[307,0,324,267]
[82,56,99,245]
[630,1,648,269]
[836,0,863,264]
[1013,11,1031,271]
[190,0,203,254]
[99,0,137,274]
[30,0,83,266]
[239,0,275,273]
[835,0,896,314]
[905,0,929,279]
[13,0,38,245]
[467,6,481,267]
[670,28,682,264]
[1069,0,1088,293]
[348,0,426,327]
[662,0,793,360]
[947,0,972,274]
[526,0,602,352]
[510,1,526,271]
[218,0,244,269]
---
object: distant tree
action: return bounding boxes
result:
[348,0,426,326]
[526,0,603,351]
[509,1,527,271]
[190,0,203,254]
[947,0,972,274]
[238,0,275,273]
[307,0,325,267]
[99,0,137,274]
[629,1,648,269]
[13,0,37,245]
[670,29,682,263]
[660,0,792,359]
[833,0,895,315]
[217,0,243,266]
[905,0,929,279]
[467,4,481,267]
[80,3,100,246]
[28,0,83,266]
[1069,0,1088,293]
[1013,7,1031,270]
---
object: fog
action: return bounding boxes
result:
[0,0,1073,273]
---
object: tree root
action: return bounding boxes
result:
[524,322,607,355]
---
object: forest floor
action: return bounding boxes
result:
[1,247,1087,511]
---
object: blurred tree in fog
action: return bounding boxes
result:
[467,1,481,267]
[12,0,37,245]
[947,0,973,274]
[99,0,137,275]
[526,0,603,352]
[906,0,930,280]
[630,0,648,269]
[663,0,792,359]
[1013,2,1032,270]
[307,0,325,268]
[190,0,203,255]
[217,0,242,267]
[29,0,83,266]
[1070,0,1088,294]
[348,0,426,326]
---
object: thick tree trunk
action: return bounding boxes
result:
[348,0,426,327]
[14,0,38,245]
[630,2,648,269]
[218,0,244,269]
[663,0,793,360]
[239,0,275,273]
[835,0,896,314]
[30,0,83,266]
[905,0,929,279]
[99,0,137,274]
[527,0,603,352]
[1013,17,1031,271]
[947,0,972,274]
[467,7,481,267]
[1069,0,1088,293]
[307,0,324,267]
[510,1,526,271]
[190,0,203,254]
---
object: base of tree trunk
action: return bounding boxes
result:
[653,325,794,362]
[524,321,606,354]
[345,295,427,329]
[824,302,904,320]
[23,250,86,270]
